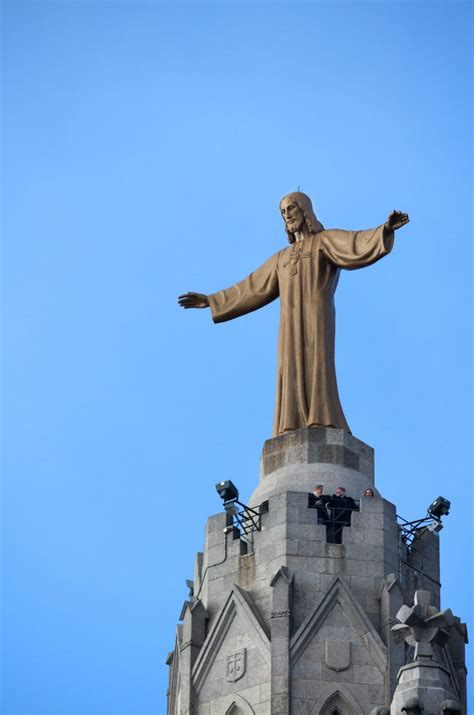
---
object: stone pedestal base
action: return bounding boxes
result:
[249,427,375,507]
[390,660,460,714]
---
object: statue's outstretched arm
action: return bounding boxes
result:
[319,210,409,270]
[178,252,279,323]
[178,292,209,309]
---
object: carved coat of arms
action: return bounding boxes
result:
[225,649,246,682]
[325,640,351,672]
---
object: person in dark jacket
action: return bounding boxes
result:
[327,486,359,543]
[308,484,330,525]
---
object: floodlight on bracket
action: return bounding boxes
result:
[397,496,451,549]
[215,480,262,535]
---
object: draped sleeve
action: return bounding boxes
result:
[319,225,395,270]
[208,251,280,323]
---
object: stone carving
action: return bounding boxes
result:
[325,640,351,672]
[270,609,290,619]
[291,575,386,676]
[391,590,455,660]
[400,698,423,713]
[225,648,246,682]
[440,700,461,714]
[178,193,408,437]
[192,585,270,697]
[390,590,461,714]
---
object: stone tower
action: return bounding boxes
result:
[166,428,467,714]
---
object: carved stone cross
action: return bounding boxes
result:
[391,590,455,660]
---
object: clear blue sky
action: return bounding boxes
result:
[2,2,472,713]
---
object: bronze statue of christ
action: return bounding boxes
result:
[178,192,408,437]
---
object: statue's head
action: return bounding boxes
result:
[279,192,325,244]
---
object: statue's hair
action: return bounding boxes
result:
[280,191,325,244]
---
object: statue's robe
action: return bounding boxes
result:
[208,225,394,437]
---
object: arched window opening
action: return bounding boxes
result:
[222,695,255,714]
[320,691,355,715]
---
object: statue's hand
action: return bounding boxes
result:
[178,292,210,309]
[385,210,410,232]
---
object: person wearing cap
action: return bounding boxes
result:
[308,484,330,525]
[327,487,358,543]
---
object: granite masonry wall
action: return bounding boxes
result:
[166,429,466,715]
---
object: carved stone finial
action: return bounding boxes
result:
[270,565,293,586]
[401,696,423,713]
[440,699,461,714]
[391,590,455,661]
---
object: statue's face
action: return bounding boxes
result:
[280,197,305,233]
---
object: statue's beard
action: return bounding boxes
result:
[286,219,305,236]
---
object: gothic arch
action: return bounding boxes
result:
[310,684,365,715]
[320,693,352,715]
[217,693,255,714]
